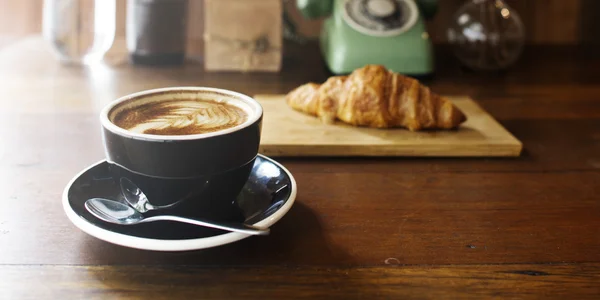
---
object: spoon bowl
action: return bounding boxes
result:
[120,177,183,213]
[84,198,270,236]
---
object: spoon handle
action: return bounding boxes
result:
[143,215,270,236]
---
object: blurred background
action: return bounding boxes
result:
[0,0,599,73]
[2,0,599,48]
[0,0,600,45]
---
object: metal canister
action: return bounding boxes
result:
[126,0,189,65]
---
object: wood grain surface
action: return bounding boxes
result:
[2,264,600,299]
[256,94,522,157]
[0,37,599,299]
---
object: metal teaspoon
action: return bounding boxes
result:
[84,197,269,236]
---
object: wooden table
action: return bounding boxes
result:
[1,37,599,299]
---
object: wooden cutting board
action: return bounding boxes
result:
[254,94,523,157]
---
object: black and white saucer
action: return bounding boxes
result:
[62,154,296,251]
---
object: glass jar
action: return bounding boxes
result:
[42,0,116,65]
[447,0,525,71]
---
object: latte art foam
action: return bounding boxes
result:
[112,99,248,135]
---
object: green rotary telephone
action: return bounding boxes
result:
[296,0,437,76]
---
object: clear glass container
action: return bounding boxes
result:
[42,0,116,65]
[447,0,525,71]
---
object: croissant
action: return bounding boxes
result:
[285,65,467,131]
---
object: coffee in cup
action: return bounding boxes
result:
[100,87,263,221]
[111,98,249,136]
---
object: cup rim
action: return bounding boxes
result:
[100,86,263,141]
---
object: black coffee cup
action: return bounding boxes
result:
[99,87,263,221]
